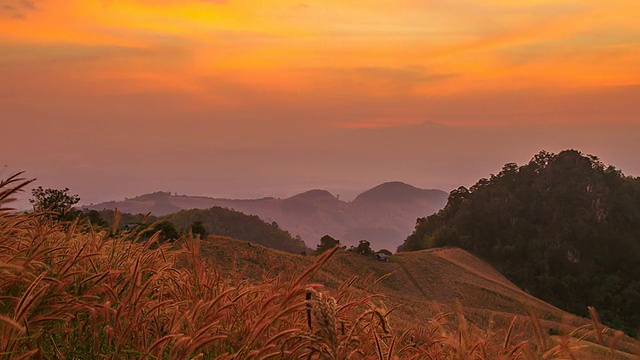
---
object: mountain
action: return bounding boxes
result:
[399,149,640,335]
[347,182,447,247]
[354,181,436,203]
[85,182,448,250]
[198,236,639,358]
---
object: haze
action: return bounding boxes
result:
[2,0,639,206]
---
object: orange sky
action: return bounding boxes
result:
[2,0,640,204]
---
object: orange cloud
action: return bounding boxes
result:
[1,0,639,130]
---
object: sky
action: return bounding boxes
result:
[1,0,640,206]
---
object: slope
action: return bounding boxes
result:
[162,207,308,254]
[199,236,639,358]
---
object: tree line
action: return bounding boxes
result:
[399,150,640,335]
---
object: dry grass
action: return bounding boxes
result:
[1,174,639,359]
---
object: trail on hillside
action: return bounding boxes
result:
[395,260,429,298]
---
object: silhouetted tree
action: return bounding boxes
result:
[152,221,180,242]
[30,186,80,213]
[80,209,109,227]
[316,235,340,254]
[190,221,207,238]
[356,240,373,255]
[30,186,80,221]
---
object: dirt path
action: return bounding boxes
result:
[395,259,429,298]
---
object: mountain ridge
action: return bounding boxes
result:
[84,182,448,249]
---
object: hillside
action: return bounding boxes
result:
[85,182,448,249]
[95,207,308,254]
[400,149,640,335]
[199,236,640,359]
[163,207,308,254]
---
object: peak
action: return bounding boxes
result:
[290,189,336,200]
[131,191,173,201]
[354,182,434,203]
[375,181,419,190]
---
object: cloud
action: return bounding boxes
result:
[350,66,457,84]
[0,43,154,65]
[20,0,35,10]
[0,0,36,19]
[293,3,309,11]
[121,0,229,4]
[297,66,458,98]
[332,118,427,130]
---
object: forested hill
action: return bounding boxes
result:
[163,207,308,254]
[98,207,308,254]
[399,149,640,335]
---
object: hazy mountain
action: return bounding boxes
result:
[354,181,434,203]
[84,182,448,249]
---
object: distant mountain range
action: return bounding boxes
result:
[84,181,448,249]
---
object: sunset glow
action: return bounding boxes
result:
[2,0,640,203]
[4,1,640,101]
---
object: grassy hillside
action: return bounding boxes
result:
[200,236,639,359]
[400,149,640,335]
[2,174,638,359]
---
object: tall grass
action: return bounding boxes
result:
[0,174,637,359]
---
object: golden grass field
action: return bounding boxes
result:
[201,236,640,359]
[1,173,639,359]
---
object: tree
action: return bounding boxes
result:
[80,210,108,227]
[356,240,373,255]
[190,221,207,238]
[152,221,180,242]
[316,235,340,254]
[30,186,80,221]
